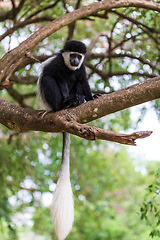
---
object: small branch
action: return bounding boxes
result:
[25,0,59,20]
[7,86,35,108]
[0,17,55,42]
[111,32,144,52]
[25,53,41,63]
[67,22,76,40]
[87,52,160,72]
[11,0,16,22]
[111,10,160,33]
[8,132,22,144]
[86,32,104,57]
[14,55,51,72]
[10,75,38,84]
[0,80,15,90]
[5,56,26,83]
[85,61,157,81]
[0,0,25,21]
[2,53,39,84]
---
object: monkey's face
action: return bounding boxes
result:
[62,51,85,71]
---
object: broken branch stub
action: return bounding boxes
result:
[60,118,153,146]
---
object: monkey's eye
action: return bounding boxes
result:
[70,53,82,67]
[70,53,82,61]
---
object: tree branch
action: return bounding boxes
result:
[10,75,38,84]
[6,86,36,108]
[0,17,55,42]
[0,76,159,145]
[0,0,26,21]
[87,52,159,72]
[25,0,60,20]
[85,61,157,80]
[0,0,160,82]
[111,10,160,33]
[71,76,160,123]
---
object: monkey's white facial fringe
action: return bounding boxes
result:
[51,171,74,240]
[62,52,84,71]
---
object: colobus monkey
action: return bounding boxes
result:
[38,40,96,240]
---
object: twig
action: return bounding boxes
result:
[25,53,41,63]
[0,80,15,90]
[5,56,26,83]
[8,132,22,144]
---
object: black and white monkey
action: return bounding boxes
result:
[38,40,97,240]
[38,40,94,111]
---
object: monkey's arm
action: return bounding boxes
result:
[74,82,85,105]
[41,75,63,111]
[77,65,93,101]
[56,73,70,103]
[82,81,93,101]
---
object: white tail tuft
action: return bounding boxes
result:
[51,132,74,240]
[51,172,74,240]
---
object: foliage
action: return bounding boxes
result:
[140,169,160,238]
[0,0,160,239]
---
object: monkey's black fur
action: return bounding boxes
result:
[63,40,86,54]
[38,41,98,240]
[39,40,93,112]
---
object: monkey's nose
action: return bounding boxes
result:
[70,59,79,66]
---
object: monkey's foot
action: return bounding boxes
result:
[38,110,51,120]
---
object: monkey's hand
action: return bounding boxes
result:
[63,100,75,109]
[63,94,85,109]
[75,93,85,105]
[62,95,70,104]
[92,93,101,99]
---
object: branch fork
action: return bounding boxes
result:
[1,74,158,146]
[0,80,15,90]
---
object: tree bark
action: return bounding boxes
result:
[71,76,160,123]
[0,76,159,145]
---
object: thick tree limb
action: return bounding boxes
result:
[0,0,160,82]
[0,98,152,145]
[70,76,160,123]
[1,76,159,145]
[0,17,55,42]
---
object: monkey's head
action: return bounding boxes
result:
[62,40,86,71]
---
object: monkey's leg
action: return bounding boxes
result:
[42,75,63,111]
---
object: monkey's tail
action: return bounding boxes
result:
[51,132,74,240]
